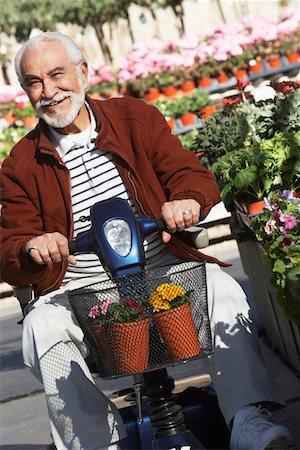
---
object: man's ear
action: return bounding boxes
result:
[81,60,89,90]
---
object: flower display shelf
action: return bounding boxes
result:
[172,115,203,136]
[247,56,300,82]
[197,75,237,95]
[68,261,212,379]
[230,209,300,374]
[196,56,300,96]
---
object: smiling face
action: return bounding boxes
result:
[20,40,89,133]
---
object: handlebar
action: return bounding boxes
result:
[68,216,208,256]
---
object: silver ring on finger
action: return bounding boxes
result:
[27,246,39,255]
[182,209,192,217]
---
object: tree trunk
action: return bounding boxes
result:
[93,23,113,64]
[124,10,135,45]
[171,4,185,35]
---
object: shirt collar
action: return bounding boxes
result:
[47,103,98,158]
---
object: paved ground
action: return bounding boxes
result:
[1,238,300,449]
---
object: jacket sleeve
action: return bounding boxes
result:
[146,104,220,218]
[0,152,56,288]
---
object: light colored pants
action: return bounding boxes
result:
[22,261,285,450]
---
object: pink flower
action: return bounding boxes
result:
[88,305,99,319]
[100,298,117,316]
[279,214,298,230]
[264,220,276,234]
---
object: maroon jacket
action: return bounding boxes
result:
[0,96,225,297]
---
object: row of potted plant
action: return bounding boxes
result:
[87,282,200,375]
[150,89,213,130]
[115,10,299,98]
[1,100,37,129]
[1,10,299,115]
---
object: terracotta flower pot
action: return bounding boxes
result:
[21,115,37,129]
[268,56,281,68]
[162,85,178,98]
[197,77,212,88]
[292,191,300,198]
[286,53,299,64]
[166,117,176,130]
[199,105,216,120]
[90,319,150,375]
[216,72,228,84]
[180,80,196,93]
[180,112,195,126]
[249,61,264,73]
[3,112,16,126]
[234,69,247,80]
[246,200,265,215]
[153,303,200,361]
[145,88,161,102]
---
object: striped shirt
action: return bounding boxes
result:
[48,106,166,284]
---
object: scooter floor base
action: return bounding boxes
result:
[119,385,230,449]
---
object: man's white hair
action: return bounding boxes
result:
[14,31,86,86]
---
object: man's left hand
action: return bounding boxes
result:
[160,199,201,243]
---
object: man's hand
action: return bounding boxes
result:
[160,199,201,243]
[24,232,77,266]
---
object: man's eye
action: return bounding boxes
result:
[28,80,41,87]
[53,72,63,78]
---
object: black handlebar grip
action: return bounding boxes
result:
[155,218,167,231]
[69,241,77,255]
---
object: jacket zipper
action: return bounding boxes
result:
[127,170,148,215]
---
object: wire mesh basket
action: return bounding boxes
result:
[68,261,212,379]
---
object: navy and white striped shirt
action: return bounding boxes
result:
[48,107,166,284]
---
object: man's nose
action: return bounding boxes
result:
[42,79,58,99]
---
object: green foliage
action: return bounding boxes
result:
[0,124,28,161]
[195,88,300,165]
[127,74,158,96]
[177,129,199,151]
[194,108,249,163]
[156,70,183,89]
[151,90,210,118]
[212,131,300,205]
[13,102,36,118]
[238,99,276,141]
[274,90,300,134]
[251,191,300,324]
[0,0,58,41]
[0,0,133,63]
[194,88,300,206]
[87,299,148,324]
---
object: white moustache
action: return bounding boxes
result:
[38,93,71,107]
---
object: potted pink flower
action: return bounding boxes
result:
[87,298,150,375]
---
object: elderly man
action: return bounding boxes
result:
[0,32,295,450]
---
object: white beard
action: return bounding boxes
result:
[35,78,86,129]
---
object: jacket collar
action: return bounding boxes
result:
[35,96,120,159]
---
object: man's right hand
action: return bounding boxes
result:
[24,232,77,266]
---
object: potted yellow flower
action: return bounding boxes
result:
[150,283,201,360]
